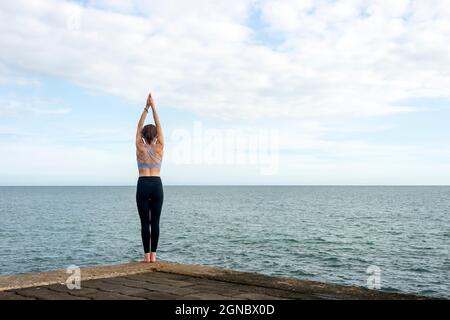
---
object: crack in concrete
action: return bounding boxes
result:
[44,285,95,300]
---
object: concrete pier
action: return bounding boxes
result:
[0,261,428,300]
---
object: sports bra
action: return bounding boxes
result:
[137,142,162,169]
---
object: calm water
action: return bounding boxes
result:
[0,186,449,298]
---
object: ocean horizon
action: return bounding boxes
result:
[2,184,450,187]
[1,185,449,298]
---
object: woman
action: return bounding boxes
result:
[135,93,164,263]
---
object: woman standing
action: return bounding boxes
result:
[135,93,164,263]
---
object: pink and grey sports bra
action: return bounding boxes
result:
[137,143,162,169]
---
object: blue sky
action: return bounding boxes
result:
[1,0,450,185]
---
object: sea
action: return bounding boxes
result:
[0,186,449,298]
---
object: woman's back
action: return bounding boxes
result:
[136,141,164,177]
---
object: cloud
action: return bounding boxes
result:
[0,65,41,86]
[0,0,448,121]
[0,141,135,185]
[0,97,72,116]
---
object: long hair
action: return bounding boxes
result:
[141,124,157,144]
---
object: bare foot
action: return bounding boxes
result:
[143,253,151,263]
[150,252,157,263]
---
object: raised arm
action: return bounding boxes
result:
[148,94,164,146]
[135,96,151,149]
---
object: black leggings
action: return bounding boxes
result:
[136,176,164,253]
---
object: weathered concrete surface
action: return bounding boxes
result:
[0,260,430,300]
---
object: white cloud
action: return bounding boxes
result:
[0,141,136,185]
[0,65,41,86]
[0,0,448,121]
[0,97,71,116]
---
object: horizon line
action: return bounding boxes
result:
[1,184,449,187]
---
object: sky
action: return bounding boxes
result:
[0,0,450,185]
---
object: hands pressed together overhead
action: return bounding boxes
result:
[146,93,155,109]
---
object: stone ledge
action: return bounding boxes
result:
[0,260,432,300]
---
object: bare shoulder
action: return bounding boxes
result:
[136,140,147,153]
[155,142,164,153]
